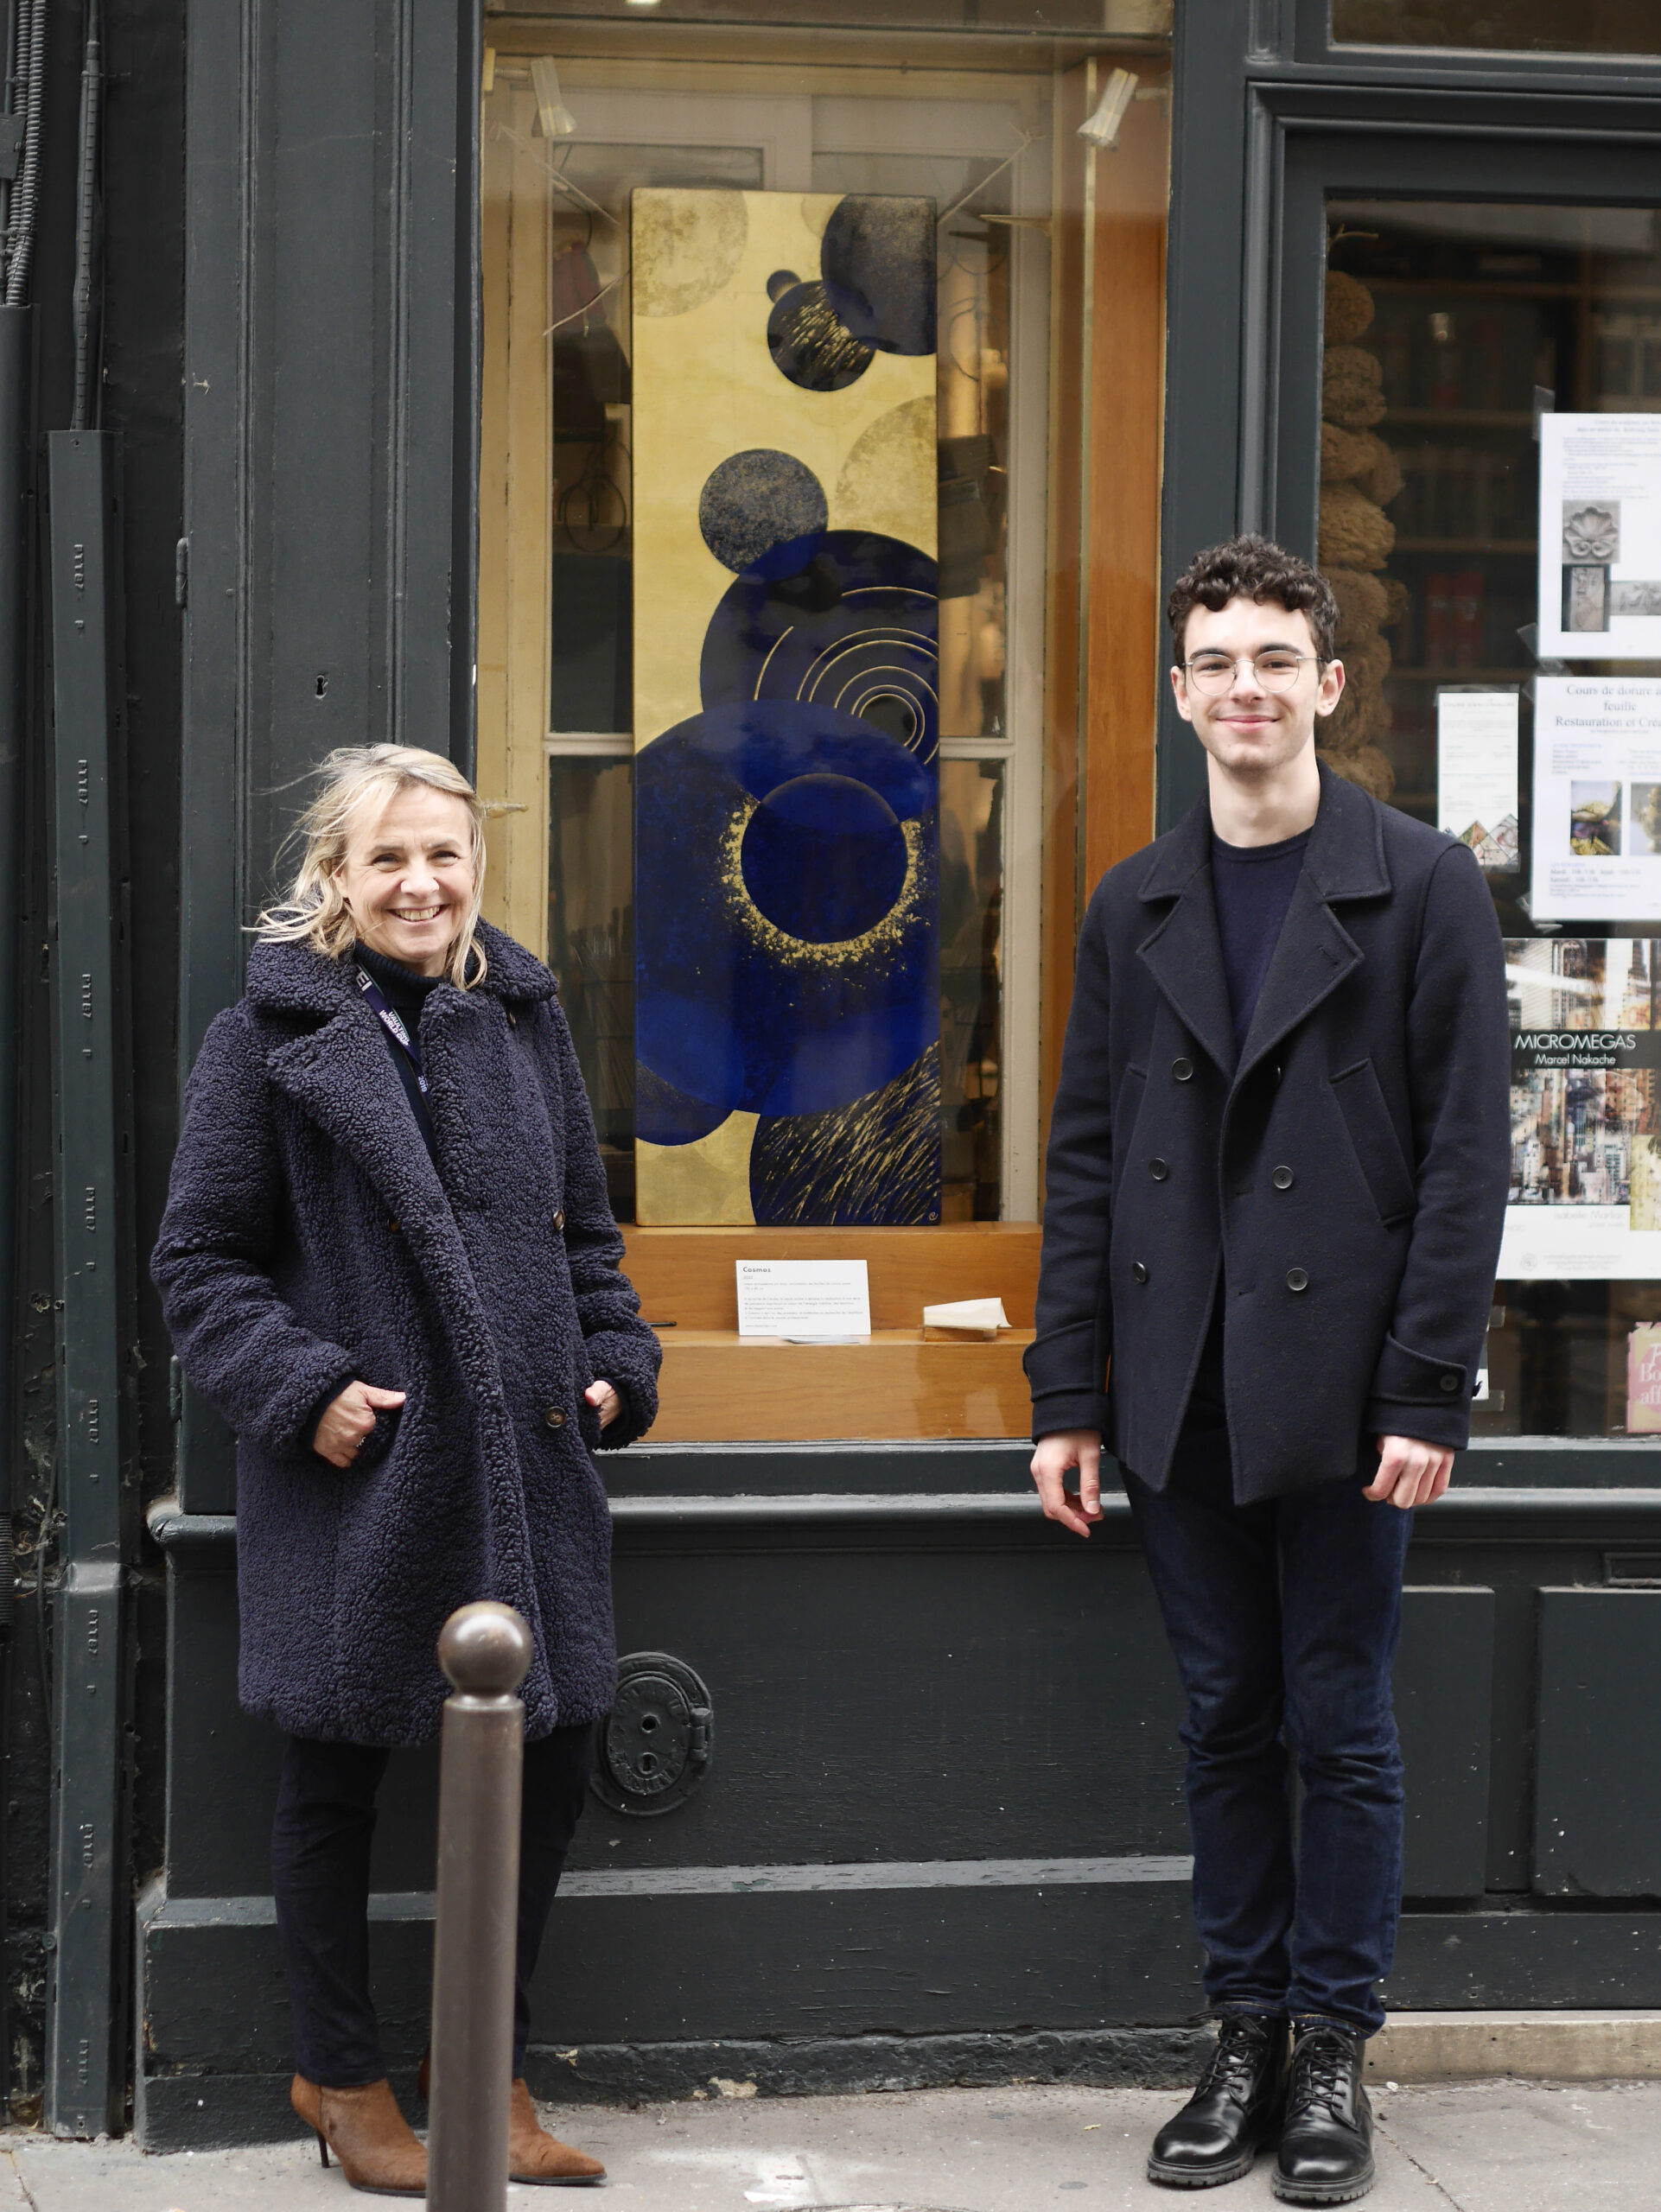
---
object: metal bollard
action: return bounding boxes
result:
[426,1601,533,2212]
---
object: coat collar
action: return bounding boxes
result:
[1135,763,1391,1084]
[244,917,557,1018]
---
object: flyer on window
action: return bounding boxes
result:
[1499,936,1661,1281]
[1436,688,1518,871]
[1529,676,1661,922]
[1537,413,1661,659]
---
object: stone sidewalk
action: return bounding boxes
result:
[4,2080,1660,2211]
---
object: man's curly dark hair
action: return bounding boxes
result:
[1166,533,1339,666]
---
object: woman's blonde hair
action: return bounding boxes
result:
[254,746,489,988]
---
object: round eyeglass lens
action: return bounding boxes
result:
[1187,653,1308,695]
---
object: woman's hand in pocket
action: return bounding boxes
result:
[584,1380,621,1433]
[314,1381,407,1467]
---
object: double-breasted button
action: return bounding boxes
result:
[1172,1058,1193,1083]
[385,1217,400,1235]
[1131,1261,1149,1283]
[1272,1166,1294,1191]
[545,1407,566,1429]
[1150,1158,1169,1181]
[553,1208,566,1232]
[1286,1267,1308,1293]
[1440,1374,1459,1394]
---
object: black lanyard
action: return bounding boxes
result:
[355,965,429,1097]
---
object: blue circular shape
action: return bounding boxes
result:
[740,774,907,944]
[698,450,828,575]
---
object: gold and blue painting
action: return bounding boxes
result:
[631,188,939,1224]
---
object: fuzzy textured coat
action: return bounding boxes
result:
[151,922,661,1746]
[1026,766,1511,1500]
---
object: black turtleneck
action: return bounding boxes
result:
[353,942,442,1164]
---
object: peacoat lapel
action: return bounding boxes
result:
[1231,764,1391,1085]
[1135,760,1392,1091]
[1135,801,1238,1077]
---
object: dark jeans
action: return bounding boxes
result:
[271,1723,594,2086]
[1123,1450,1413,2036]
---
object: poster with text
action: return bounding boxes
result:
[1437,688,1518,871]
[1530,676,1661,922]
[1499,936,1661,1281]
[1537,413,1661,658]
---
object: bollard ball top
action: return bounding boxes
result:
[437,1601,533,1696]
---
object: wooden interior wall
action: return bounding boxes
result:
[477,92,553,957]
[1040,62,1169,1173]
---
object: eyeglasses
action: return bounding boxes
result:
[1181,652,1321,696]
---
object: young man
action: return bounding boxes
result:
[1027,536,1510,2205]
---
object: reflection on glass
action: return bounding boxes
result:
[939,760,1003,1220]
[1331,1,1661,54]
[548,757,634,1218]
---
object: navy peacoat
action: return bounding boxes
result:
[151,920,661,1746]
[1026,765,1511,1501]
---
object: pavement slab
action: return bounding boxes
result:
[2,2081,1657,2210]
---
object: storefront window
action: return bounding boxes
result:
[1331,1,1661,55]
[1323,197,1661,1440]
[476,17,1168,1439]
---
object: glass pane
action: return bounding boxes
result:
[1321,197,1661,1445]
[939,759,1004,1219]
[547,756,635,1219]
[1331,0,1661,54]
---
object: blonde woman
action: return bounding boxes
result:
[153,746,659,2194]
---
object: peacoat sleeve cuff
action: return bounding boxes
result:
[1029,1389,1111,1444]
[1363,1332,1471,1449]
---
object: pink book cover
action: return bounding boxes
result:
[1628,1324,1661,1433]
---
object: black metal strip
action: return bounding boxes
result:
[45,429,126,2138]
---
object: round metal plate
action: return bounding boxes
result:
[590,1649,714,1817]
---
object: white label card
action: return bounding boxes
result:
[1436,690,1519,871]
[735,1260,871,1339]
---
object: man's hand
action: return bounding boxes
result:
[314,1381,407,1468]
[585,1380,621,1431]
[1030,1430,1104,1537]
[1365,1433,1454,1510]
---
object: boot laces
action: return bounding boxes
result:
[1289,2027,1352,2113]
[1200,2016,1273,2097]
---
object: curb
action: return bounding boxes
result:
[1371,2012,1661,2082]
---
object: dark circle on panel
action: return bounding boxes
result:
[740,772,907,944]
[634,1060,729,1147]
[853,690,920,748]
[820,195,937,356]
[698,449,829,577]
[767,280,874,393]
[766,267,799,302]
[590,1652,714,1819]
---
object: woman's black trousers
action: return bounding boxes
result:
[270,1723,595,2087]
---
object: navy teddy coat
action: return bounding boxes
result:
[1026,765,1511,1500]
[151,919,660,1747]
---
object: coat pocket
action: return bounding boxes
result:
[1331,1058,1416,1225]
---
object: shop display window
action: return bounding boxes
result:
[477,18,1169,1436]
[1323,197,1661,1440]
[1330,1,1661,56]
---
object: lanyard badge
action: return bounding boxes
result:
[355,966,430,1096]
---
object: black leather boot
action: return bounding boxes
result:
[1272,2020,1374,2204]
[1147,2012,1288,2189]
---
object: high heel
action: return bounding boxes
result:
[290,2074,425,2196]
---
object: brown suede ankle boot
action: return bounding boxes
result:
[509,2078,606,2186]
[290,2074,428,2197]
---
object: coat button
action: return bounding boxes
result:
[385,1217,400,1234]
[545,1407,566,1429]
[1272,1166,1294,1190]
[1149,1158,1169,1181]
[1286,1267,1308,1292]
[1440,1374,1459,1393]
[1131,1261,1149,1283]
[1172,1058,1193,1082]
[553,1208,566,1232]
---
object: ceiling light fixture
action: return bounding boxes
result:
[1078,67,1138,151]
[530,56,576,139]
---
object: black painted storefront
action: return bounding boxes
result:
[13,0,1661,2149]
